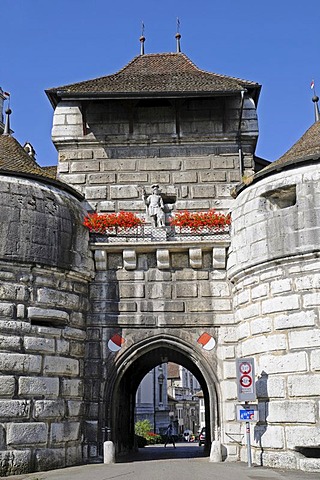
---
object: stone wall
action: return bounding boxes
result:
[52,97,258,214]
[228,164,320,472]
[84,240,237,458]
[0,174,92,475]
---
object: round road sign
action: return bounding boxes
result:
[240,374,252,388]
[239,362,252,374]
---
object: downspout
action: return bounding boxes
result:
[237,90,246,179]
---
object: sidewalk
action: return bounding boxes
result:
[2,444,319,480]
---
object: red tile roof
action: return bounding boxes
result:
[46,53,260,106]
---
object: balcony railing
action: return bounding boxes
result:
[90,225,230,243]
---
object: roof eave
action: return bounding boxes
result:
[0,168,84,200]
[46,88,261,107]
[232,154,320,198]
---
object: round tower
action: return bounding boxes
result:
[227,119,320,472]
[0,125,93,475]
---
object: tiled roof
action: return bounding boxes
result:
[232,121,320,197]
[0,135,56,180]
[46,53,260,105]
[275,121,320,165]
[0,135,82,199]
[42,165,57,178]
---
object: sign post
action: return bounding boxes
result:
[236,358,257,468]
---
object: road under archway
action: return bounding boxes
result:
[108,335,220,459]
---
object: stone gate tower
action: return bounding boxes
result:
[46,48,263,462]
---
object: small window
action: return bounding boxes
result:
[261,185,296,210]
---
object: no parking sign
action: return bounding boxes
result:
[236,357,256,401]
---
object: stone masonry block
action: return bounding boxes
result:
[28,307,69,325]
[210,156,235,169]
[251,284,269,299]
[252,425,285,449]
[36,289,80,310]
[24,336,55,353]
[270,278,292,295]
[138,158,181,171]
[241,334,287,356]
[110,185,139,199]
[310,350,320,370]
[189,248,202,268]
[274,310,316,330]
[0,335,21,350]
[288,374,320,397]
[35,448,66,472]
[70,160,100,172]
[61,379,83,398]
[85,186,107,199]
[98,201,115,212]
[118,173,148,183]
[175,283,197,297]
[7,422,47,445]
[119,283,145,298]
[156,249,170,269]
[147,283,172,299]
[267,400,316,423]
[286,426,320,448]
[261,295,300,314]
[43,356,79,377]
[0,400,30,419]
[0,303,14,317]
[191,185,216,198]
[172,172,197,183]
[212,247,226,269]
[289,329,320,349]
[182,157,211,170]
[123,249,137,270]
[19,377,59,397]
[258,352,308,374]
[102,159,136,171]
[34,399,65,419]
[250,317,273,335]
[140,300,184,312]
[0,376,15,397]
[200,171,226,182]
[50,421,80,443]
[256,375,286,398]
[200,282,230,297]
[0,353,41,374]
[88,173,116,184]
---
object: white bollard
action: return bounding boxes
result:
[103,441,115,464]
[209,440,222,462]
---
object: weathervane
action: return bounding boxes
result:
[175,17,181,53]
[311,80,320,123]
[140,21,146,55]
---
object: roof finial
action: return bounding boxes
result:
[311,80,320,122]
[175,18,181,53]
[3,107,12,135]
[140,22,145,55]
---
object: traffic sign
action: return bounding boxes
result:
[236,357,256,401]
[236,404,259,422]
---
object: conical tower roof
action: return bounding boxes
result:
[232,121,320,197]
[46,52,260,107]
[0,135,82,199]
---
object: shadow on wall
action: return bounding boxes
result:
[254,370,269,466]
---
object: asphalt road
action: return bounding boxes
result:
[3,443,319,480]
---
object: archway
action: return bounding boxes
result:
[107,335,220,458]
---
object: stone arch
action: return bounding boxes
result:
[105,334,221,456]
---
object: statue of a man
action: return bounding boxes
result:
[142,184,165,228]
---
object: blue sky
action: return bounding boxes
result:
[2,0,319,166]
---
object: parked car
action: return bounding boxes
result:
[198,427,206,446]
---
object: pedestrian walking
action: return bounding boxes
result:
[164,424,176,448]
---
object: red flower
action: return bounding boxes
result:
[83,212,145,233]
[170,210,230,232]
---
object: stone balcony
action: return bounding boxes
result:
[89,226,230,271]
